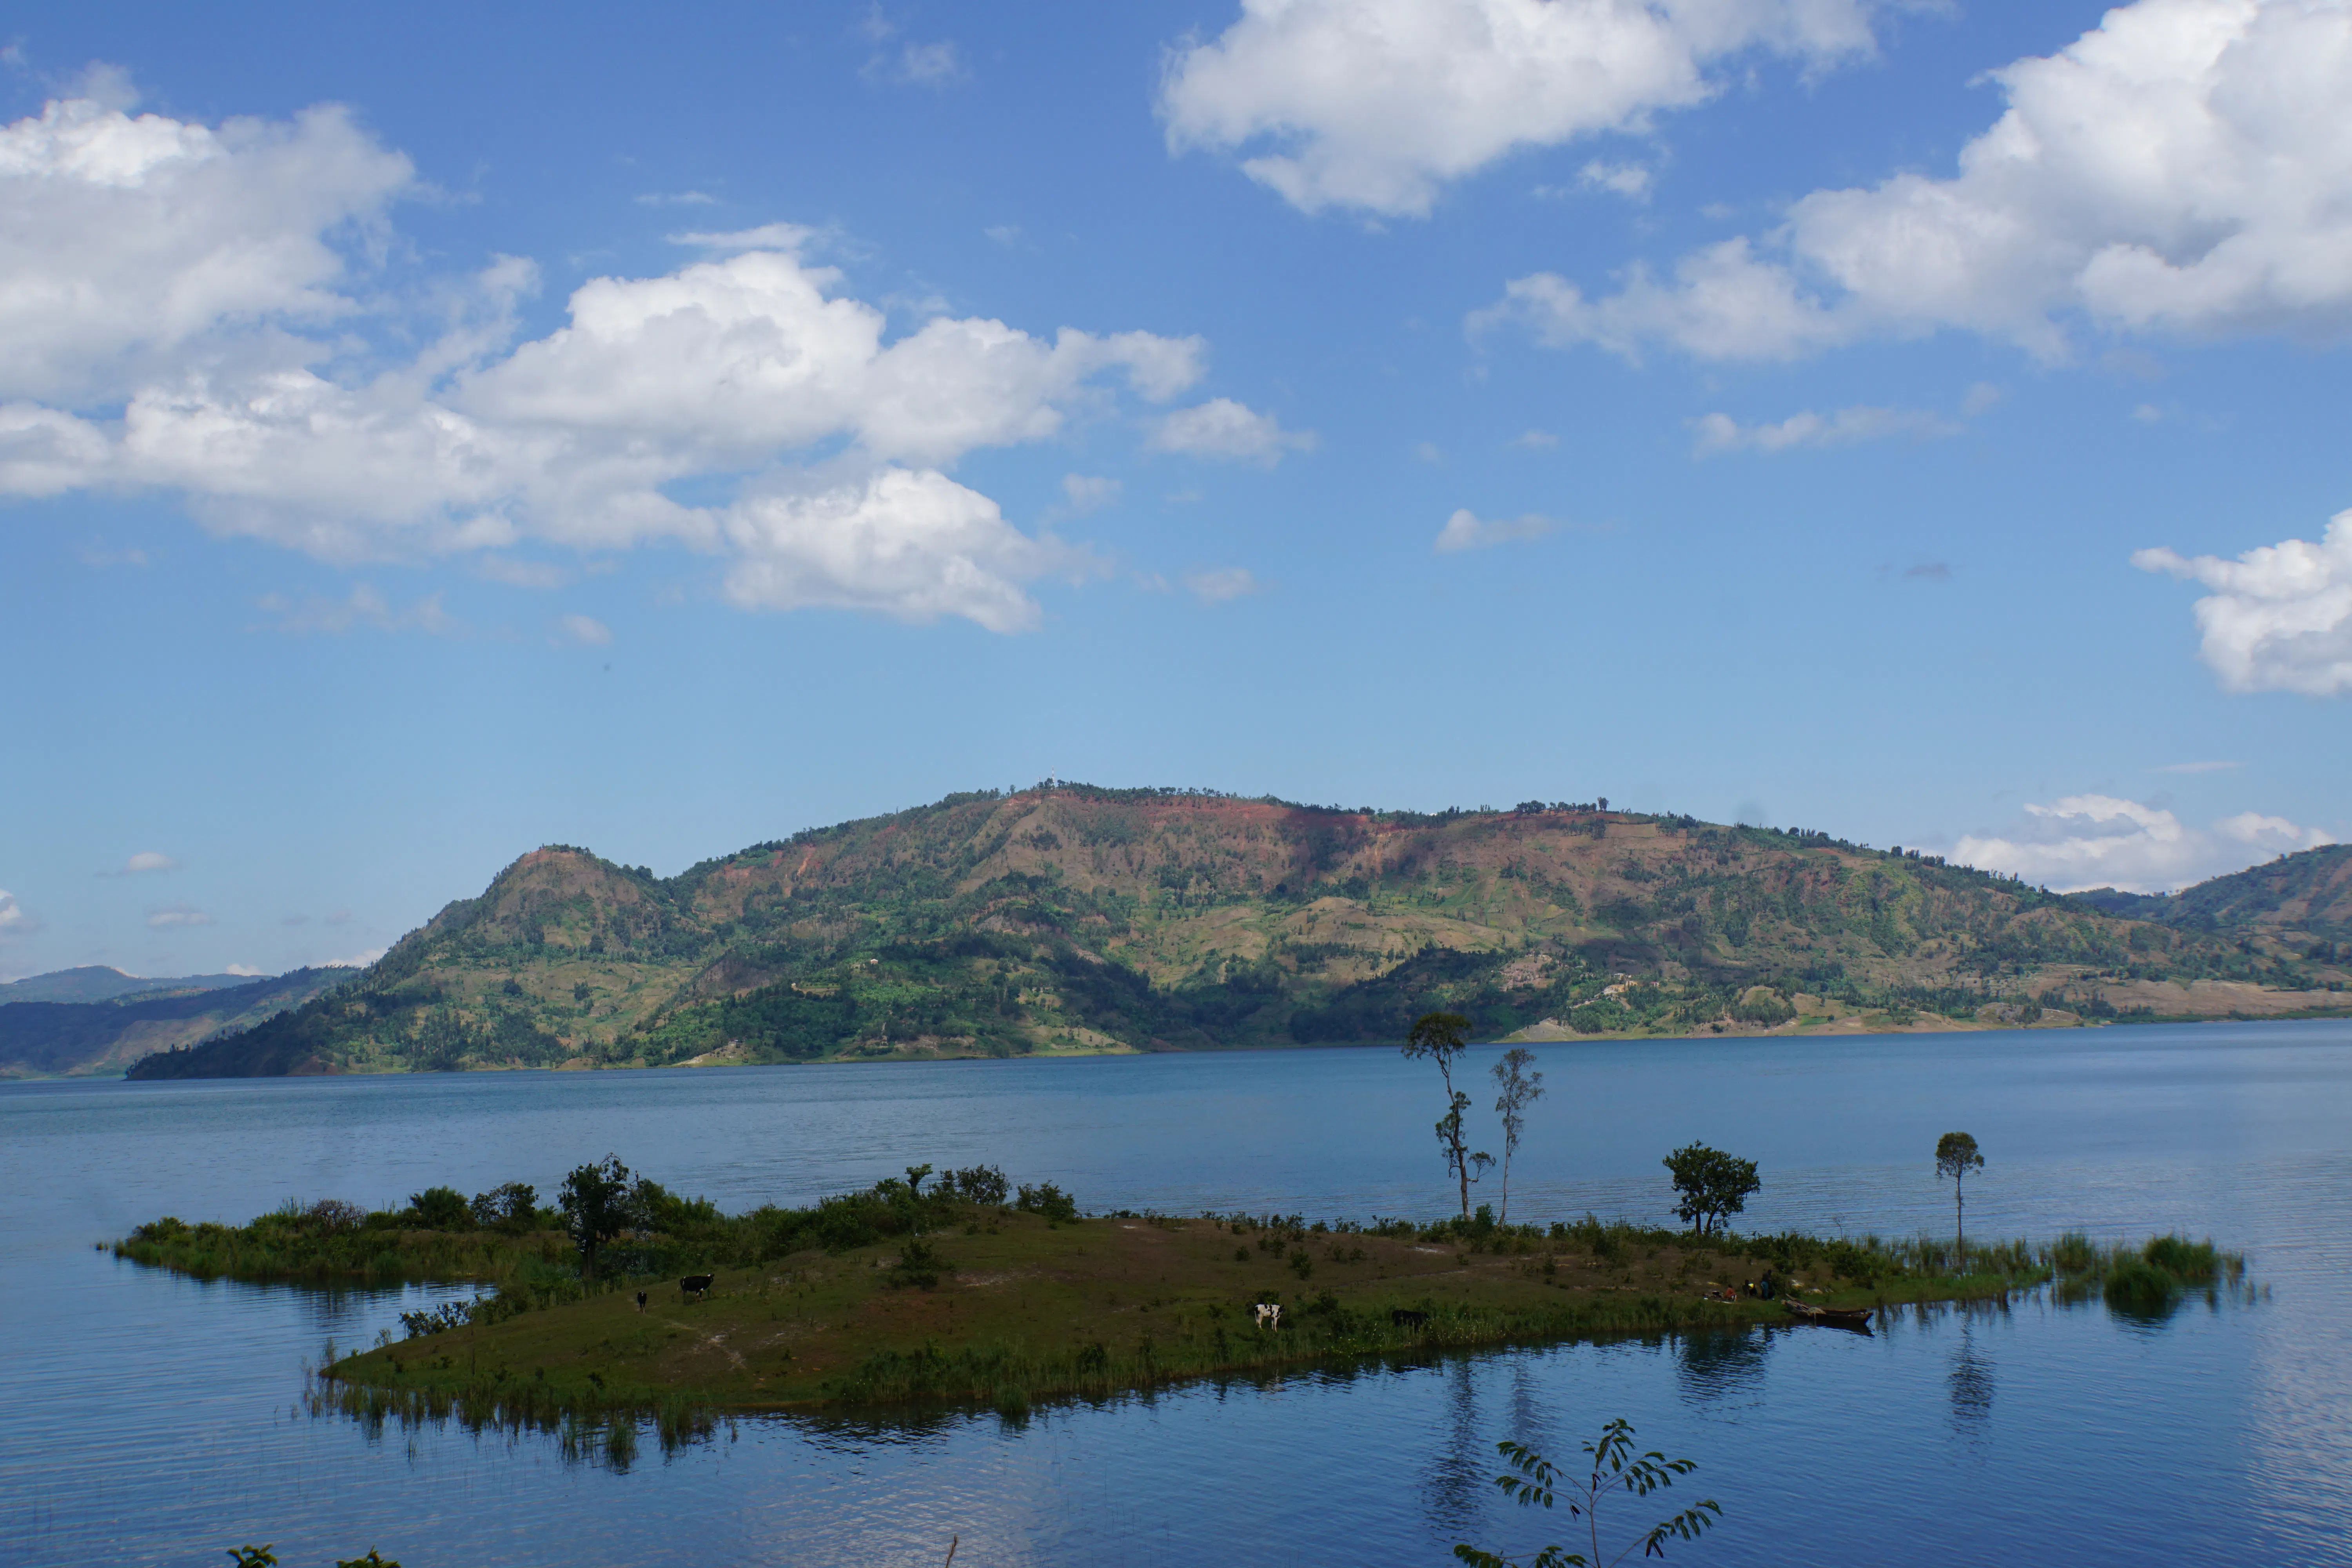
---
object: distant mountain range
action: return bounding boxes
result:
[122,786,2350,1080]
[0,966,272,1005]
[1,967,358,1078]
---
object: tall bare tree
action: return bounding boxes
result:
[1405,1011,1491,1218]
[1936,1132,1984,1256]
[1490,1047,1544,1224]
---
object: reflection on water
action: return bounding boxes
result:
[4,1020,2350,1565]
[1946,1325,1994,1445]
[1677,1328,1768,1408]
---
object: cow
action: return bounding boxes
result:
[1252,1302,1282,1330]
[1390,1308,1430,1328]
[635,1290,648,1312]
[680,1273,715,1301]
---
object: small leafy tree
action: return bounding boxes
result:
[406,1185,472,1231]
[1453,1420,1723,1568]
[1661,1143,1758,1238]
[1406,1011,1493,1218]
[559,1154,636,1278]
[1491,1047,1544,1225]
[904,1162,935,1196]
[1935,1132,1984,1256]
[468,1181,537,1232]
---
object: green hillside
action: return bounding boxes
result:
[3,967,356,1078]
[2070,844,2352,950]
[129,788,2352,1079]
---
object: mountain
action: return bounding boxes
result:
[0,966,272,1005]
[127,787,2352,1080]
[2069,844,2352,951]
[2,967,358,1078]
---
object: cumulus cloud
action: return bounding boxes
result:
[0,94,411,403]
[1434,507,1555,552]
[1485,0,2352,359]
[1690,403,1959,454]
[1952,793,2334,893]
[122,851,180,874]
[1148,398,1314,463]
[555,613,611,646]
[145,902,215,928]
[1184,566,1261,603]
[323,947,386,968]
[1160,0,1874,217]
[2135,510,2352,695]
[0,90,1243,633]
[720,468,1095,634]
[0,889,38,942]
[225,963,262,976]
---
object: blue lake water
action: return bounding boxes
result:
[4,1022,2349,1565]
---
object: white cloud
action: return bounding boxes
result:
[1952,793,2334,892]
[1148,397,1314,463]
[1060,474,1122,513]
[146,902,215,928]
[1184,566,1261,603]
[1578,159,1653,201]
[1691,403,1959,454]
[256,585,457,637]
[1485,0,2352,359]
[323,947,385,968]
[0,94,411,403]
[1160,0,1873,217]
[1509,428,1559,450]
[1434,507,1555,552]
[2134,509,2352,695]
[0,889,37,943]
[555,613,611,646]
[720,467,1094,634]
[122,851,180,874]
[225,963,262,976]
[0,91,1228,635]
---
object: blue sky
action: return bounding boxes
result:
[1,0,2345,980]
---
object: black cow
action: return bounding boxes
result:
[635,1290,648,1312]
[1391,1308,1430,1328]
[680,1273,715,1301]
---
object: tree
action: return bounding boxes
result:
[1935,1132,1984,1256]
[559,1154,636,1279]
[1405,1011,1492,1218]
[1661,1143,1759,1237]
[1491,1047,1545,1225]
[1453,1420,1723,1568]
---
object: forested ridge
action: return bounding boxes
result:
[127,786,2352,1078]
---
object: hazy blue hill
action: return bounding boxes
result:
[0,966,267,1005]
[126,786,2352,1080]
[2,968,355,1078]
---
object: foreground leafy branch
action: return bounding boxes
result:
[1454,1420,1722,1568]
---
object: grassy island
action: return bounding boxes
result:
[116,1165,2241,1436]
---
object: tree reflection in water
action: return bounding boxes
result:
[1677,1327,1770,1409]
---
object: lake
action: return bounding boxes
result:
[4,1021,2349,1565]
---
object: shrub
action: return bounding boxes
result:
[408,1186,472,1231]
[889,1237,945,1290]
[1016,1182,1078,1223]
[2104,1256,2177,1314]
[468,1182,537,1232]
[949,1165,1010,1205]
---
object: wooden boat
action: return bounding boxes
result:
[1784,1300,1873,1331]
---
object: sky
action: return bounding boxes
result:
[0,0,2346,981]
